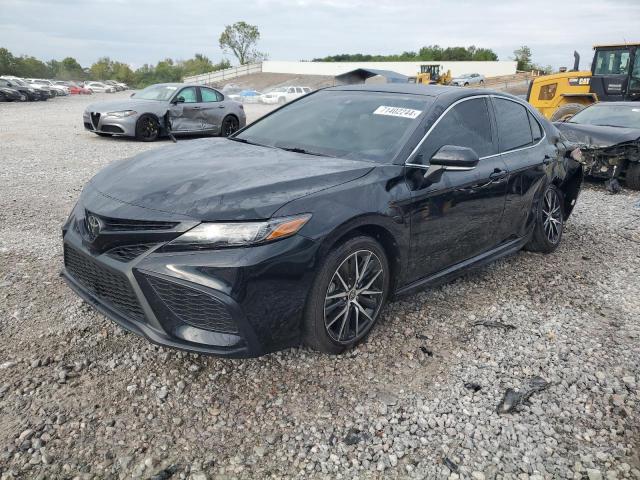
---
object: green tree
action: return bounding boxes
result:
[90,57,113,80]
[0,47,17,75]
[58,57,86,80]
[219,21,265,65]
[513,46,533,71]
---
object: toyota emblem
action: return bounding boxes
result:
[86,214,102,240]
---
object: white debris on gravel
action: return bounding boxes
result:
[0,94,639,479]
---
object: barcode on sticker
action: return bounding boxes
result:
[373,106,422,119]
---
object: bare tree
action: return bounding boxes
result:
[219,22,266,65]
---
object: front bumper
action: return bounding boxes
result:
[61,197,319,357]
[83,111,137,136]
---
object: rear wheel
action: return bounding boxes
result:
[220,115,240,137]
[625,162,640,191]
[551,103,586,122]
[525,185,564,253]
[135,114,160,142]
[303,236,390,354]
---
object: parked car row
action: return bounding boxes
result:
[223,84,313,104]
[0,76,129,101]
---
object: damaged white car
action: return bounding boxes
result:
[555,102,640,191]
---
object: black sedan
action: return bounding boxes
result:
[0,84,23,102]
[555,102,640,191]
[62,84,583,357]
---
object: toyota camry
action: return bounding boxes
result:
[62,84,583,357]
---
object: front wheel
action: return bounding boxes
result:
[135,114,160,142]
[303,236,390,354]
[525,185,564,253]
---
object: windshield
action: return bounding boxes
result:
[569,104,640,129]
[235,90,432,162]
[11,79,26,86]
[134,84,179,101]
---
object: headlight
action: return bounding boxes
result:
[105,110,137,118]
[164,214,311,251]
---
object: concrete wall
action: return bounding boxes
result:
[262,61,517,78]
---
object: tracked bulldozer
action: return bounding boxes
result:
[528,43,640,121]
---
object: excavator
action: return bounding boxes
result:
[408,64,452,85]
[528,43,640,121]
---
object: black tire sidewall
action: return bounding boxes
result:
[304,236,390,354]
[135,115,159,142]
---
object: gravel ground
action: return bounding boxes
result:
[0,93,639,480]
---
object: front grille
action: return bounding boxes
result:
[64,245,144,321]
[86,211,178,232]
[106,244,154,262]
[90,112,100,129]
[84,122,94,130]
[146,275,238,334]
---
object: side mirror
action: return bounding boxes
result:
[172,96,185,104]
[419,145,479,185]
[430,145,479,169]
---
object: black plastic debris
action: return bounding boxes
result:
[419,346,433,356]
[464,382,482,393]
[605,178,622,194]
[344,428,364,446]
[150,464,179,480]
[497,376,550,414]
[443,457,459,472]
[472,320,516,330]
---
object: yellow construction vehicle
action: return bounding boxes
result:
[528,43,640,121]
[408,65,452,85]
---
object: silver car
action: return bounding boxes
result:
[450,73,486,86]
[83,83,247,141]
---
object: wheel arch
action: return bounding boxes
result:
[317,218,403,293]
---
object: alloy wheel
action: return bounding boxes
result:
[323,249,385,344]
[140,117,158,139]
[542,189,562,244]
[223,117,239,136]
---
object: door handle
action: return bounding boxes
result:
[218,105,226,109]
[489,169,508,181]
[192,106,202,110]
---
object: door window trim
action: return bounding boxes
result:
[405,94,546,168]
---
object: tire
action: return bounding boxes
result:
[303,236,390,354]
[18,93,27,102]
[551,103,586,122]
[220,115,240,137]
[135,114,160,142]
[625,162,640,191]
[525,185,564,253]
[479,80,484,85]
[464,82,469,87]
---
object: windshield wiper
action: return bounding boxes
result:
[277,145,332,157]
[228,137,269,148]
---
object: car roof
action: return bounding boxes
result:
[326,83,516,102]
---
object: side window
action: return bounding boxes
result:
[494,98,534,152]
[176,87,197,103]
[418,97,495,160]
[295,87,304,94]
[528,111,543,142]
[200,87,222,102]
[288,87,296,94]
[303,87,311,93]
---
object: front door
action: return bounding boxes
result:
[406,96,508,282]
[169,86,201,132]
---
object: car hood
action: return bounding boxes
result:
[85,98,166,113]
[88,138,375,221]
[554,122,640,148]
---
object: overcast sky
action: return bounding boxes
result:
[1,0,638,69]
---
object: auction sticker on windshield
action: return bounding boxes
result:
[373,106,422,119]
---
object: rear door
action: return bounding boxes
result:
[169,86,200,132]
[406,96,509,281]
[491,96,553,239]
[198,87,227,133]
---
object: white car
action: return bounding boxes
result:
[260,86,312,104]
[85,81,116,93]
[450,73,486,87]
[29,79,69,95]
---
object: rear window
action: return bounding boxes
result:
[494,98,534,152]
